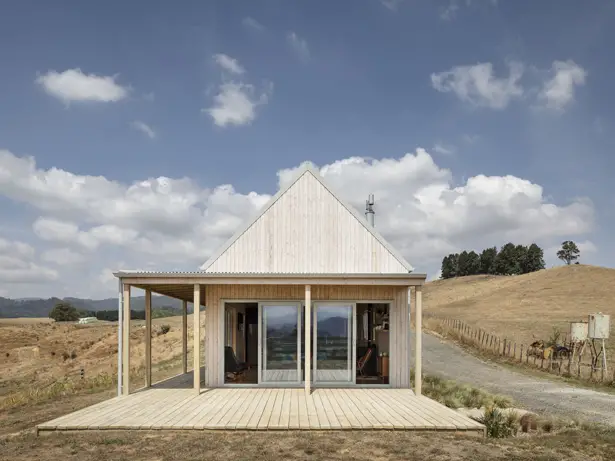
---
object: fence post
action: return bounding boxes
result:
[503,339,506,356]
[520,344,523,363]
[513,343,516,359]
[508,342,512,357]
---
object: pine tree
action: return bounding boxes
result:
[525,243,545,273]
[479,247,497,274]
[514,244,528,274]
[467,251,481,275]
[495,243,517,275]
[457,251,470,276]
[557,241,580,265]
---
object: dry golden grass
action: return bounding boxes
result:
[424,265,615,371]
[0,313,203,407]
[0,317,53,325]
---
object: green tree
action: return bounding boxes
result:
[467,251,481,275]
[441,254,457,279]
[524,243,545,273]
[457,251,471,276]
[495,243,517,275]
[49,302,79,322]
[479,247,497,275]
[557,240,580,265]
[514,244,528,274]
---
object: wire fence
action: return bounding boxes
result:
[424,313,614,384]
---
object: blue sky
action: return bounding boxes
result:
[0,0,613,298]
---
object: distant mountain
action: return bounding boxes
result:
[0,295,183,318]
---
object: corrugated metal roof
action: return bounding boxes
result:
[114,270,427,278]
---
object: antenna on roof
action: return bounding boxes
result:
[365,193,375,227]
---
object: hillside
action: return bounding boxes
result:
[424,264,615,354]
[0,295,183,318]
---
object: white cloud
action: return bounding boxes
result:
[130,120,156,139]
[0,237,58,283]
[287,32,310,63]
[380,0,404,11]
[431,62,524,109]
[242,17,265,31]
[433,143,455,155]
[213,53,245,75]
[440,1,460,20]
[205,82,271,127]
[41,248,85,265]
[35,68,129,103]
[538,60,587,111]
[0,148,596,297]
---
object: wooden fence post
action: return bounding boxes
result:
[503,339,506,356]
[520,344,524,363]
[508,342,512,357]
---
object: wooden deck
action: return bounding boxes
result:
[38,385,484,434]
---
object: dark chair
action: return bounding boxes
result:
[225,346,249,380]
[357,347,374,377]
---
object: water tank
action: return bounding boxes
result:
[588,313,610,339]
[569,321,588,342]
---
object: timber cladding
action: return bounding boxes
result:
[204,284,411,389]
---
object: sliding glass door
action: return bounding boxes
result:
[258,303,301,384]
[313,303,355,384]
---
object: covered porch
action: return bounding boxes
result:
[116,272,426,395]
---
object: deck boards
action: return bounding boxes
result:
[37,388,484,434]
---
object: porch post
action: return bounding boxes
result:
[193,284,201,393]
[122,284,131,395]
[304,284,311,394]
[414,286,423,396]
[182,300,188,374]
[145,289,152,388]
[117,279,123,397]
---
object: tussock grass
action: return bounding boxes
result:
[414,372,512,409]
[0,372,115,410]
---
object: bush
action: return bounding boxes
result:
[159,325,171,335]
[49,302,79,322]
[475,406,518,438]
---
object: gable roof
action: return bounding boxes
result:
[200,164,414,273]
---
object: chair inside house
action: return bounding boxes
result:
[357,345,374,377]
[224,346,249,381]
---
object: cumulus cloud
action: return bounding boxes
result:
[36,68,129,103]
[287,32,310,63]
[204,55,273,127]
[130,120,156,139]
[538,60,587,111]
[0,237,58,283]
[0,148,596,296]
[213,54,245,75]
[431,62,524,109]
[41,248,86,265]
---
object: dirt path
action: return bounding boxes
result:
[410,331,615,426]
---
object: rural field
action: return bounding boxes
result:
[424,265,615,373]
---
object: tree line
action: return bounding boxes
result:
[441,243,546,279]
[49,302,183,322]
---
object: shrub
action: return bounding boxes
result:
[5,352,9,358]
[70,350,77,359]
[520,413,538,432]
[62,351,70,361]
[159,325,171,335]
[475,406,518,438]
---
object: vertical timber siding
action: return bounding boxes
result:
[204,284,411,388]
[204,173,408,274]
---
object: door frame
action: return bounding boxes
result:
[312,302,357,386]
[257,301,302,386]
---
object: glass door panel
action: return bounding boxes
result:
[313,303,355,384]
[259,303,301,383]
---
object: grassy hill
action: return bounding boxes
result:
[424,264,615,364]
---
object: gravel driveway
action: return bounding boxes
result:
[410,331,615,426]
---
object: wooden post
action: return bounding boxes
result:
[193,284,201,393]
[520,345,524,363]
[122,284,131,395]
[145,289,151,388]
[182,300,187,374]
[304,285,311,394]
[508,342,511,357]
[414,286,423,396]
[513,343,516,359]
[503,339,507,356]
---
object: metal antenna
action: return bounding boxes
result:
[365,193,375,227]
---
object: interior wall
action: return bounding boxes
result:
[205,284,410,388]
